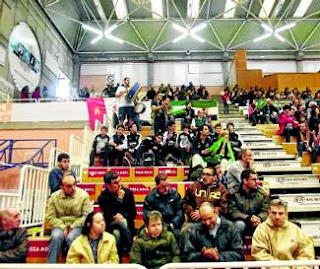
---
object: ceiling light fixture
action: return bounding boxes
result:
[187,0,200,18]
[172,23,207,43]
[112,0,128,19]
[293,0,313,17]
[253,22,296,43]
[82,24,124,44]
[259,0,276,18]
[151,0,163,19]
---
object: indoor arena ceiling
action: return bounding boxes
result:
[38,0,320,57]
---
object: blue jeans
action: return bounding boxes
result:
[47,227,82,263]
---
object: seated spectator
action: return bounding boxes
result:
[178,125,194,165]
[182,101,195,128]
[226,122,243,159]
[228,169,269,238]
[49,153,76,194]
[213,160,227,187]
[182,163,229,221]
[125,123,142,166]
[31,86,41,100]
[143,174,184,238]
[181,202,244,262]
[79,87,90,98]
[46,175,93,263]
[136,133,164,166]
[278,105,299,142]
[66,212,119,264]
[226,149,254,195]
[248,100,260,126]
[199,86,209,99]
[0,208,28,263]
[109,125,127,166]
[261,99,279,124]
[130,211,180,269]
[312,121,320,163]
[252,199,314,261]
[309,106,320,131]
[297,122,312,162]
[190,124,213,162]
[162,121,180,163]
[191,109,207,130]
[89,126,111,167]
[98,171,136,261]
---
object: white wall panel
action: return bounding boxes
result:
[247,61,297,74]
[301,61,320,73]
[188,73,224,86]
[80,63,148,85]
[188,62,223,73]
[153,62,187,85]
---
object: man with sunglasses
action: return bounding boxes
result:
[182,163,229,222]
[252,199,314,261]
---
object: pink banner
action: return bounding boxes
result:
[86,98,106,130]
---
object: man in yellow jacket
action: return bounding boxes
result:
[46,175,93,263]
[252,199,314,261]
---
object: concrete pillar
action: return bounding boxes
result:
[296,51,304,72]
[222,52,229,86]
[147,52,154,87]
[72,54,80,91]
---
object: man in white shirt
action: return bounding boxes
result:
[116,77,135,127]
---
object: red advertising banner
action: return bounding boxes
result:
[94,205,102,212]
[136,204,143,220]
[184,168,189,176]
[27,240,49,257]
[128,184,152,195]
[77,184,96,195]
[158,167,177,177]
[88,167,107,178]
[135,167,154,177]
[110,167,130,177]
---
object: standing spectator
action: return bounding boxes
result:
[49,153,76,194]
[46,175,93,263]
[182,202,244,262]
[109,125,127,166]
[116,77,135,127]
[144,174,184,237]
[252,199,314,261]
[130,211,180,269]
[226,149,254,195]
[89,126,111,167]
[31,86,41,100]
[98,171,136,261]
[222,88,231,114]
[182,163,229,221]
[66,212,119,264]
[182,101,195,128]
[153,96,170,135]
[0,208,28,263]
[20,86,29,102]
[228,169,269,238]
[42,86,49,98]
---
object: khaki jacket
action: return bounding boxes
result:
[252,218,315,261]
[45,187,93,230]
[67,232,119,264]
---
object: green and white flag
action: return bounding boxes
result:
[170,100,218,117]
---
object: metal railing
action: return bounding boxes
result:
[160,260,320,269]
[0,264,147,269]
[69,134,86,179]
[0,165,49,228]
[0,139,57,171]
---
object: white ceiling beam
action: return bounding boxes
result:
[93,0,107,23]
[259,0,276,18]
[151,0,164,19]
[187,0,200,18]
[112,0,128,20]
[294,0,313,18]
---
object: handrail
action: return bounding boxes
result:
[0,139,57,170]
[160,260,320,269]
[0,264,147,269]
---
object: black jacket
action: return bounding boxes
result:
[92,134,110,153]
[98,187,136,235]
[0,228,28,263]
[182,217,244,262]
[143,188,185,228]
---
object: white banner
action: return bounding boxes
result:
[278,194,320,212]
[263,174,320,188]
